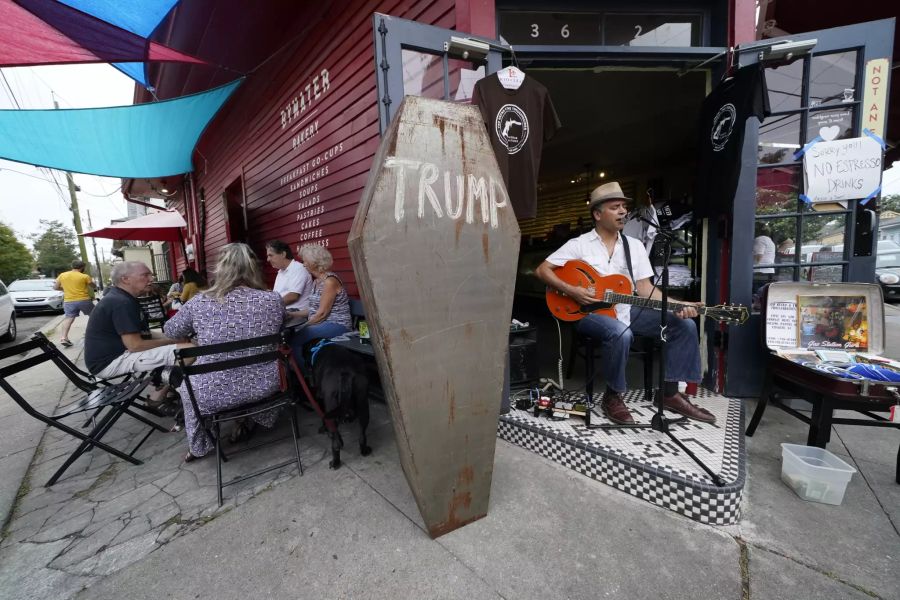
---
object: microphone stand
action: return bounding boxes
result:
[588,217,725,487]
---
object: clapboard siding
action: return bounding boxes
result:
[167,0,458,295]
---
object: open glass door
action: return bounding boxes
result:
[372,13,503,134]
[724,18,894,397]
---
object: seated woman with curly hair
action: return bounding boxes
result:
[290,243,352,364]
[163,243,288,462]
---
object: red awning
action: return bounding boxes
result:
[81,210,186,242]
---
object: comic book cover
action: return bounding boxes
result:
[797,295,868,351]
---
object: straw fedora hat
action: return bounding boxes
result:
[589,182,630,210]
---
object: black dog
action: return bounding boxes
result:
[310,343,372,469]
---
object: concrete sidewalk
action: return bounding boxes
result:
[0,312,896,600]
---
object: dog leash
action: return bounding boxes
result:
[280,344,339,435]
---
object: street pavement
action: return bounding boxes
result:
[0,312,896,600]
[0,312,58,356]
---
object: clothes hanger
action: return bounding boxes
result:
[498,44,525,90]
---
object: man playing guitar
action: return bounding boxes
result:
[535,182,715,425]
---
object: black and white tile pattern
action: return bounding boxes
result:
[497,388,745,525]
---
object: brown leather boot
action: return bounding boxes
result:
[601,390,635,425]
[655,392,716,424]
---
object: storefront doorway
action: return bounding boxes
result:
[514,66,710,382]
[373,12,725,389]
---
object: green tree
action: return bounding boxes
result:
[30,220,78,278]
[0,222,33,283]
[880,194,900,213]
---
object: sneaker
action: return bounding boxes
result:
[600,390,635,425]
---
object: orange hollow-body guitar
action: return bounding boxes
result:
[546,260,749,325]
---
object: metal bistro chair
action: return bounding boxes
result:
[30,332,167,425]
[0,337,166,486]
[174,331,304,506]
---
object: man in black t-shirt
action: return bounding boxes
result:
[85,261,192,379]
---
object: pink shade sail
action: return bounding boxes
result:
[0,0,205,68]
[81,209,186,242]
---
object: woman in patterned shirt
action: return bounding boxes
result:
[290,244,352,363]
[163,243,288,461]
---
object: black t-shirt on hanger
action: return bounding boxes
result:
[471,73,561,220]
[694,63,769,217]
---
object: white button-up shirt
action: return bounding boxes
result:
[273,259,312,311]
[546,230,654,325]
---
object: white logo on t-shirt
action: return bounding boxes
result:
[710,103,736,152]
[495,104,529,154]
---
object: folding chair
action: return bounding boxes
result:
[31,332,167,424]
[0,338,168,486]
[174,331,304,506]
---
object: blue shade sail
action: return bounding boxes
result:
[0,79,242,178]
[56,0,181,85]
[112,62,149,86]
[57,0,180,36]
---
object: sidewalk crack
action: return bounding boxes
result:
[734,536,750,600]
[832,428,899,537]
[748,542,883,599]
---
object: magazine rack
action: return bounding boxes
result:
[746,282,899,483]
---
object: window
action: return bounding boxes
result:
[753,51,860,310]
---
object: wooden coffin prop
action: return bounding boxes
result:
[348,96,520,537]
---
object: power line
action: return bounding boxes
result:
[0,71,22,109]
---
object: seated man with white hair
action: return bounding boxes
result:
[84,261,194,380]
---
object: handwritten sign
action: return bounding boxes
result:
[802,136,882,203]
[766,300,798,348]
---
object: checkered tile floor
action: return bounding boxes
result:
[497,388,745,525]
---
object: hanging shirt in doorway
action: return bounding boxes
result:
[471,73,561,220]
[694,64,768,217]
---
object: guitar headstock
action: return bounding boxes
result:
[705,304,750,325]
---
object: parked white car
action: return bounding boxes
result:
[0,279,16,342]
[8,279,65,314]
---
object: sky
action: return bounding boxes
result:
[883,160,900,198]
[0,64,136,263]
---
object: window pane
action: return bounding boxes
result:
[605,14,702,47]
[757,166,801,214]
[402,50,485,101]
[498,12,602,45]
[805,263,844,283]
[807,108,854,143]
[756,218,796,265]
[809,51,857,108]
[764,59,803,112]
[759,113,801,164]
[801,213,846,263]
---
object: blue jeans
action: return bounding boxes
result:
[290,322,350,366]
[576,305,701,393]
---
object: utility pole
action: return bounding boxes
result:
[54,97,90,267]
[86,211,104,291]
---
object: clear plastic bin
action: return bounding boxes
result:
[780,443,856,505]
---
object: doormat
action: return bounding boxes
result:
[497,388,745,525]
